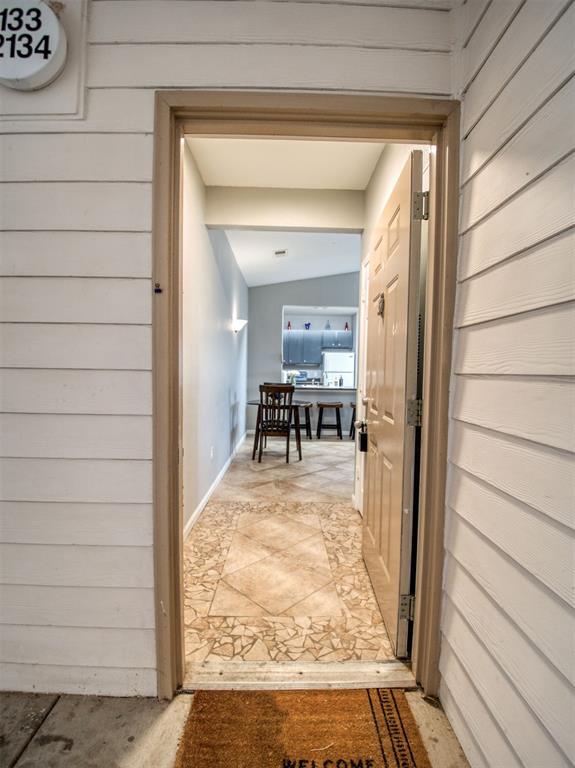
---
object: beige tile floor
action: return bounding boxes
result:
[184,437,393,667]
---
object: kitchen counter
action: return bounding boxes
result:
[291,387,357,433]
[295,385,356,393]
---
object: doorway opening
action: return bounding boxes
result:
[152,91,459,699]
[180,137,430,687]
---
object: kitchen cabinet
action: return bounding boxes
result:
[322,330,353,349]
[283,330,303,364]
[302,331,322,364]
[283,329,352,363]
[283,330,323,364]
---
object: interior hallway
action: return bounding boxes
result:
[184,439,394,667]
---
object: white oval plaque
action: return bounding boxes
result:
[0,0,67,91]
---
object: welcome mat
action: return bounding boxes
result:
[175,689,432,768]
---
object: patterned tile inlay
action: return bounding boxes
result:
[184,497,393,665]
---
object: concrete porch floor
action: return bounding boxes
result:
[1,689,469,768]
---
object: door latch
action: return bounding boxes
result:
[355,420,368,452]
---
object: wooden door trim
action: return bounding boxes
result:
[152,90,460,699]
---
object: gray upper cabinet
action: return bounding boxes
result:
[283,328,353,363]
[336,330,353,349]
[302,332,323,364]
[322,330,353,349]
[283,330,323,364]
[283,330,303,364]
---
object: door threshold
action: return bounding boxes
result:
[183,660,415,690]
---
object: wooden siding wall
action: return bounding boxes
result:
[442,2,575,766]
[0,0,452,697]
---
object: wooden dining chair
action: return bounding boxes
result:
[256,383,301,463]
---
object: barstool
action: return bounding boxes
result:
[349,402,356,439]
[316,402,343,440]
[296,402,313,440]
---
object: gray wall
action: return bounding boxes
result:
[247,272,359,428]
[183,145,248,528]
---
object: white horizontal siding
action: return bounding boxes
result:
[0,502,153,546]
[454,302,575,376]
[0,458,152,503]
[0,89,156,134]
[458,154,575,280]
[445,515,574,683]
[461,0,571,135]
[0,544,153,588]
[443,6,575,766]
[0,585,154,628]
[456,231,575,325]
[90,1,450,49]
[459,0,523,92]
[1,625,155,668]
[0,0,454,698]
[460,77,575,232]
[0,664,157,697]
[261,0,455,6]
[442,599,572,766]
[451,376,575,452]
[461,3,575,182]
[0,231,152,278]
[0,134,153,182]
[0,183,151,231]
[0,278,151,324]
[1,324,151,369]
[447,470,573,606]
[455,0,490,49]
[449,421,574,529]
[439,684,490,768]
[440,643,523,768]
[88,44,451,93]
[0,370,152,415]
[0,414,152,460]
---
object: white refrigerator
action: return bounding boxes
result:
[322,352,355,387]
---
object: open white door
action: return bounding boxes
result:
[362,151,424,658]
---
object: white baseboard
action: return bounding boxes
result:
[183,432,246,540]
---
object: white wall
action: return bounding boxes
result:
[440,3,575,767]
[205,187,364,231]
[182,145,248,531]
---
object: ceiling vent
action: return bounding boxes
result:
[274,249,288,258]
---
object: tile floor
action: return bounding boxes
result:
[184,437,394,667]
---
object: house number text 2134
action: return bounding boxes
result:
[0,0,67,91]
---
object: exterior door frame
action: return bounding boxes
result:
[152,90,460,699]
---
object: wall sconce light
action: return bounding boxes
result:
[232,319,248,333]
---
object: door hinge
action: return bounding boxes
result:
[413,191,429,221]
[406,398,423,427]
[399,594,416,622]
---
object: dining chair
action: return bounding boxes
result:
[256,383,301,463]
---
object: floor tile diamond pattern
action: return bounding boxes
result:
[184,440,393,665]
